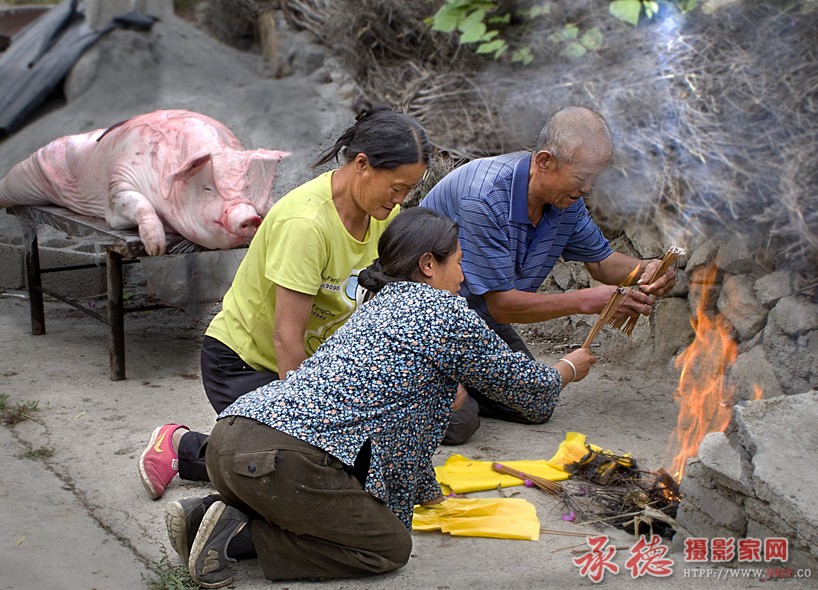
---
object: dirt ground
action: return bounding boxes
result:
[1,293,814,590]
[0,5,814,590]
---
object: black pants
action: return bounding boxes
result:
[177,336,279,481]
[442,312,553,445]
[207,416,411,580]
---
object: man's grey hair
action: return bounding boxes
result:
[535,106,613,163]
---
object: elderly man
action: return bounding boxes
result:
[421,106,676,444]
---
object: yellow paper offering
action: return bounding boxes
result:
[413,497,540,540]
[435,432,592,494]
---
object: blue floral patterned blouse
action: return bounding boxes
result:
[219,281,562,529]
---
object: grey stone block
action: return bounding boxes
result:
[650,296,694,363]
[727,346,784,402]
[768,296,818,337]
[667,267,690,298]
[754,270,796,308]
[676,498,743,540]
[718,274,767,341]
[680,477,747,531]
[715,235,761,275]
[624,226,664,259]
[746,519,818,570]
[761,322,816,395]
[682,459,716,489]
[736,393,818,548]
[697,432,753,494]
[685,237,719,273]
[745,498,797,539]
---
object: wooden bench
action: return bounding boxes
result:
[9,205,212,381]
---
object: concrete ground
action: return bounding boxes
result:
[1,293,815,590]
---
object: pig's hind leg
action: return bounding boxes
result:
[0,158,59,208]
[107,190,167,256]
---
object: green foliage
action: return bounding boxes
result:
[1,398,39,425]
[143,557,200,590]
[429,0,513,58]
[609,0,698,26]
[427,0,709,64]
[24,446,55,461]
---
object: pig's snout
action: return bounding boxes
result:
[223,203,262,238]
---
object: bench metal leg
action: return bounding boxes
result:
[22,224,45,335]
[106,249,126,381]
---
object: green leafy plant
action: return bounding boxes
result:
[430,0,512,59]
[143,557,200,590]
[547,22,604,59]
[1,397,39,425]
[609,0,698,26]
[428,0,704,64]
[24,446,55,461]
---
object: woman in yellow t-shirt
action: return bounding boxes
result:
[139,102,431,501]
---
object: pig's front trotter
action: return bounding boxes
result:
[107,190,167,256]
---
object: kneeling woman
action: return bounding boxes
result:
[177,207,596,587]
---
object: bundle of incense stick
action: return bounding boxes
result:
[611,246,686,336]
[581,285,631,348]
[491,462,562,495]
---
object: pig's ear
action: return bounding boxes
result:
[255,150,290,162]
[164,151,213,196]
[246,150,290,214]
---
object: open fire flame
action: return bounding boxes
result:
[666,264,741,482]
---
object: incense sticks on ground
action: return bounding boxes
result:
[491,462,562,495]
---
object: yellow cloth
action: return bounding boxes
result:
[435,432,593,494]
[412,498,540,540]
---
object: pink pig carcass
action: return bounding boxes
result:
[0,109,289,255]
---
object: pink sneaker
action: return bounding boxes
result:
[139,424,187,500]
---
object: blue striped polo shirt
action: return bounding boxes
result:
[420,151,612,320]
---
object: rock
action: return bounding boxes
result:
[685,237,719,273]
[727,346,784,402]
[762,322,817,395]
[650,296,694,362]
[84,0,173,31]
[667,267,690,298]
[754,270,796,308]
[717,274,767,341]
[624,226,664,259]
[735,392,818,549]
[746,518,818,569]
[714,235,760,275]
[551,260,589,291]
[696,431,753,494]
[680,475,747,531]
[767,296,818,336]
[675,499,742,541]
[64,47,102,102]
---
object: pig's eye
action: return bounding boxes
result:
[203,186,214,193]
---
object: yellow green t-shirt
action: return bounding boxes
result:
[206,171,399,374]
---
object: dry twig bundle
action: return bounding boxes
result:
[557,454,681,538]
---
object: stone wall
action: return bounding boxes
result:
[673,393,818,571]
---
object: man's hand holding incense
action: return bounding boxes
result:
[636,259,677,297]
[584,284,654,320]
